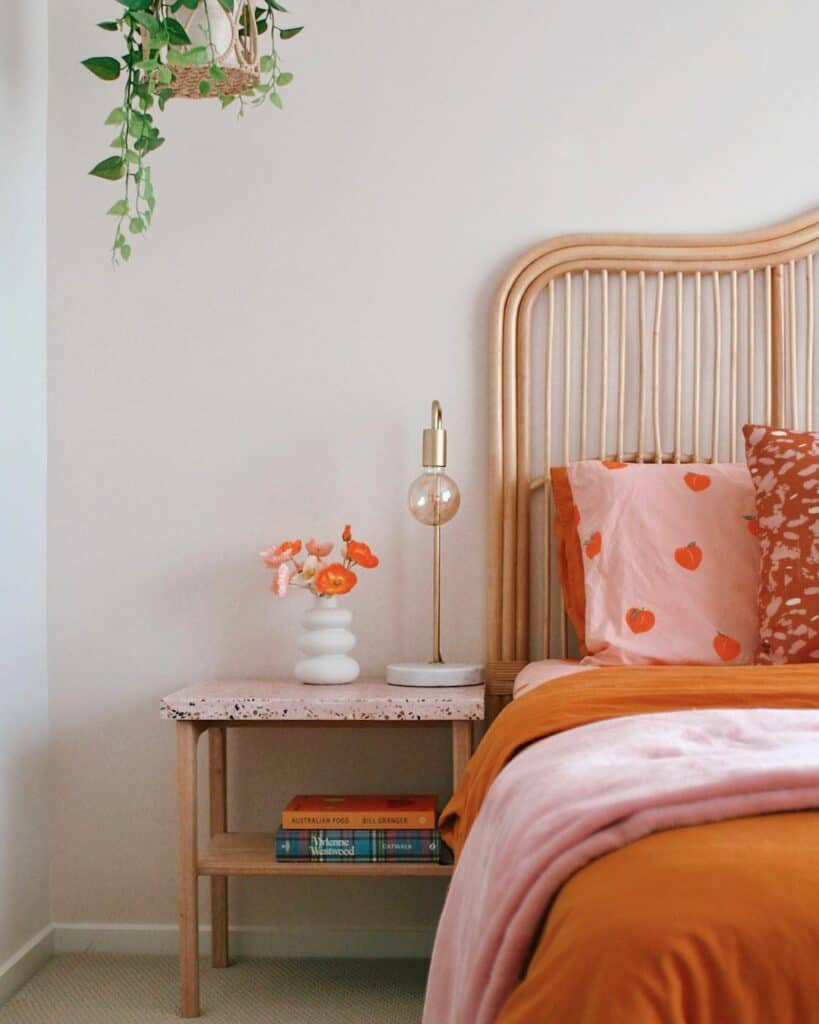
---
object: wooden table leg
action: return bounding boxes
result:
[451,720,472,791]
[177,721,201,1018]
[209,726,229,969]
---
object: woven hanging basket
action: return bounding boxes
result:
[171,66,258,99]
[164,0,260,99]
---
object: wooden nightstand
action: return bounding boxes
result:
[160,677,484,1018]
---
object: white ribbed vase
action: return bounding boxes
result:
[294,595,360,685]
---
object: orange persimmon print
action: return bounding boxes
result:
[674,542,703,571]
[602,460,628,470]
[684,472,711,492]
[713,632,741,662]
[584,531,602,559]
[315,563,357,596]
[625,607,655,634]
[744,515,759,537]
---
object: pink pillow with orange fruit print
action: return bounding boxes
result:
[567,460,761,666]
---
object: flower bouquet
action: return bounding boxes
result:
[260,526,379,684]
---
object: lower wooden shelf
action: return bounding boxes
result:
[199,832,454,877]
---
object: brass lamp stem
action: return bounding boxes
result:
[432,522,443,663]
[424,400,447,665]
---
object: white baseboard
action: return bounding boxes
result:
[54,923,435,959]
[0,924,54,1006]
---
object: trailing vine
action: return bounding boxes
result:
[83,0,302,265]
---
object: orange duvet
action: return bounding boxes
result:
[439,665,819,1023]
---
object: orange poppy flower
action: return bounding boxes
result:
[346,540,379,569]
[315,563,357,596]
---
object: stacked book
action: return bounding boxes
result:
[275,794,441,863]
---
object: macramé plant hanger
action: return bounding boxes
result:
[83,0,302,265]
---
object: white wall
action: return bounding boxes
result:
[48,0,819,946]
[0,0,51,983]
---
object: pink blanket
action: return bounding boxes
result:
[423,708,819,1024]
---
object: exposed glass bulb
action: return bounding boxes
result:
[407,468,461,527]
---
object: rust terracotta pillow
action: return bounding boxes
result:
[743,424,819,664]
[550,467,587,653]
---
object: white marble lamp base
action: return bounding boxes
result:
[386,662,483,687]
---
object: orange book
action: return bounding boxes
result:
[281,794,437,830]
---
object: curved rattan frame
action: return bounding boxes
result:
[487,208,819,705]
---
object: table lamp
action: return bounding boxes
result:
[387,401,483,687]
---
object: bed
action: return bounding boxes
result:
[424,210,819,1023]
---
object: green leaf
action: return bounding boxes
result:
[125,149,140,165]
[164,17,191,45]
[270,1,288,11]
[109,133,125,147]
[217,0,235,10]
[259,54,275,72]
[129,218,144,234]
[270,92,283,108]
[127,109,150,130]
[121,244,132,262]
[130,11,162,33]
[115,233,126,248]
[115,0,152,10]
[82,57,121,81]
[147,30,169,49]
[157,66,173,84]
[97,20,121,31]
[198,79,212,96]
[89,156,125,180]
[279,26,303,39]
[276,71,293,86]
[219,94,236,108]
[134,58,159,71]
[107,199,129,216]
[168,45,209,67]
[209,63,227,81]
[105,107,125,125]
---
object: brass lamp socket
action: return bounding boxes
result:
[422,400,447,468]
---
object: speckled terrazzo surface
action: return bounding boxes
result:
[160,678,485,722]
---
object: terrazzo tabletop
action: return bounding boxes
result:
[160,678,485,722]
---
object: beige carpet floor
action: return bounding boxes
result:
[0,954,427,1023]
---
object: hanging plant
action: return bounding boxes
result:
[83,0,302,265]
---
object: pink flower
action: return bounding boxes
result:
[306,538,333,558]
[300,555,323,582]
[272,563,293,597]
[260,539,302,568]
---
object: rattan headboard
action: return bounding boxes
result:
[487,209,819,708]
